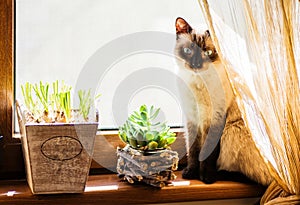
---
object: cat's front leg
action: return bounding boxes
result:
[199,141,220,184]
[198,123,223,184]
[182,122,200,179]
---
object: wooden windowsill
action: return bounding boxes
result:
[0,171,265,205]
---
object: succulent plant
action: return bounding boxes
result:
[118,105,176,151]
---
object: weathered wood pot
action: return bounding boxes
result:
[117,145,179,188]
[16,102,98,194]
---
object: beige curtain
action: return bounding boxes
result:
[197,0,300,204]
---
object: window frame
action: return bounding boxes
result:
[0,3,266,204]
[0,1,184,177]
[0,0,13,139]
[0,0,26,179]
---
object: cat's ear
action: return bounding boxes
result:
[205,30,210,37]
[175,17,192,35]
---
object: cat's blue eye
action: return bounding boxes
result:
[204,50,213,56]
[183,47,192,54]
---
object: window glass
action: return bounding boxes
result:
[16,0,206,128]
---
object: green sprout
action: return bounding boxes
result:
[21,82,37,115]
[33,81,50,113]
[51,80,60,112]
[21,80,98,123]
[59,82,72,122]
[118,105,176,151]
[50,80,72,122]
[78,89,101,121]
[21,82,34,112]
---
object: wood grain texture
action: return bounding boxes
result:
[116,146,178,187]
[0,0,25,180]
[21,123,98,194]
[0,171,266,205]
[0,0,13,140]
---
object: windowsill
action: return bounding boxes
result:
[0,171,265,205]
[8,129,266,204]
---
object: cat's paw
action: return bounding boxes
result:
[199,162,217,184]
[182,167,198,179]
[199,171,217,184]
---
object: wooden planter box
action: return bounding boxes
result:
[117,145,179,188]
[16,103,98,194]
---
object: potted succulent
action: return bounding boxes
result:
[117,105,179,187]
[16,80,100,194]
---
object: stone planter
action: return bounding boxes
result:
[16,102,98,194]
[117,145,179,188]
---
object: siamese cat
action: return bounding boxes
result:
[174,17,272,185]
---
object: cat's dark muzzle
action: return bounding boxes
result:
[190,54,203,69]
[189,62,203,70]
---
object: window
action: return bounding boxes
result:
[1,0,206,179]
[15,0,205,129]
[0,4,269,204]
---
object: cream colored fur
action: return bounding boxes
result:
[177,57,272,186]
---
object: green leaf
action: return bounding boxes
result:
[148,141,158,150]
[140,111,147,121]
[139,104,147,113]
[129,139,137,148]
[137,140,147,147]
[152,130,159,136]
[95,93,101,100]
[166,137,176,145]
[164,131,176,138]
[158,138,167,148]
[151,122,160,126]
[133,111,141,118]
[149,105,154,116]
[118,131,128,143]
[145,132,154,141]
[150,108,160,120]
[136,132,144,141]
[137,121,144,126]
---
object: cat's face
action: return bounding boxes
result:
[175,17,219,72]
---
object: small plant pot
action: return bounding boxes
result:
[16,102,98,194]
[117,145,179,188]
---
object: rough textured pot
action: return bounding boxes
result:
[16,102,98,194]
[117,145,179,187]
